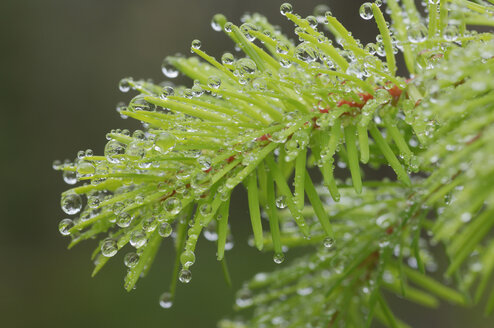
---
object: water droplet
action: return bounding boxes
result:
[76,161,95,178]
[142,217,158,232]
[273,252,285,264]
[306,15,318,28]
[443,25,458,41]
[314,4,331,21]
[204,221,218,241]
[191,39,202,51]
[161,59,178,78]
[323,237,334,248]
[236,288,253,308]
[221,52,234,65]
[275,195,287,209]
[159,292,173,309]
[119,78,131,92]
[365,43,377,55]
[191,84,203,97]
[130,231,147,248]
[223,22,233,33]
[197,156,212,171]
[374,0,383,7]
[124,252,139,268]
[235,58,257,75]
[52,159,62,170]
[101,238,118,257]
[61,193,82,215]
[292,129,310,148]
[408,24,428,43]
[161,86,174,99]
[191,171,212,194]
[154,132,177,154]
[180,250,196,267]
[207,76,221,89]
[104,140,126,164]
[159,222,173,237]
[117,212,133,228]
[58,218,74,236]
[276,42,289,55]
[359,3,374,20]
[240,23,258,42]
[280,3,293,16]
[252,77,267,91]
[295,42,317,63]
[225,234,234,250]
[88,196,101,209]
[199,203,213,217]
[113,201,125,214]
[164,197,182,215]
[63,170,77,185]
[179,269,192,283]
[211,14,224,32]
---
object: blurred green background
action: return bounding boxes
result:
[0,0,492,327]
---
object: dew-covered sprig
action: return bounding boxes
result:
[220,185,468,328]
[53,0,494,324]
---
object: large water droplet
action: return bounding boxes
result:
[408,24,428,43]
[104,140,126,164]
[126,142,145,159]
[179,269,192,283]
[61,193,82,215]
[164,197,182,215]
[142,217,158,232]
[180,250,196,267]
[161,59,178,78]
[323,237,335,248]
[240,23,258,42]
[159,222,173,237]
[191,39,202,51]
[113,201,125,214]
[236,288,253,308]
[101,238,118,257]
[443,25,458,42]
[211,14,224,32]
[130,231,147,248]
[306,15,318,28]
[77,161,95,178]
[63,170,77,185]
[207,76,221,89]
[117,212,133,228]
[199,203,213,217]
[52,159,62,170]
[124,252,139,268]
[119,78,131,92]
[154,132,177,154]
[275,195,287,209]
[280,3,293,16]
[159,292,173,309]
[58,218,74,236]
[221,52,234,65]
[273,252,285,264]
[235,58,257,75]
[359,3,374,20]
[191,171,212,194]
[295,42,317,63]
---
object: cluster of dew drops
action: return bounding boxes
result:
[51,0,461,310]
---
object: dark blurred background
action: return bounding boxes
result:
[0,0,492,327]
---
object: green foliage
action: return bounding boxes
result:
[53,0,494,326]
